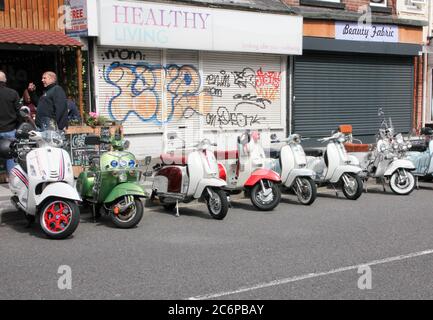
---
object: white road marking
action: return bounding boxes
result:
[188,248,433,300]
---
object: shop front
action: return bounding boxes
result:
[91,0,303,158]
[0,28,83,182]
[292,20,423,144]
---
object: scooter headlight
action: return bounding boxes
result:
[111,160,119,168]
[119,160,128,168]
[129,160,136,168]
[380,144,387,152]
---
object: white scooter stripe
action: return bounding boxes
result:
[188,248,433,300]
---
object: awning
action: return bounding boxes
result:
[0,28,82,47]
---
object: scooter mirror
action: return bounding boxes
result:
[123,140,130,150]
[16,122,35,139]
[378,107,384,117]
[84,135,101,145]
[19,106,30,118]
[144,155,152,166]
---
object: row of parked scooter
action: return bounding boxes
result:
[0,107,430,240]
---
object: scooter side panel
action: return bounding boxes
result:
[187,153,205,197]
[34,182,82,207]
[154,166,186,193]
[244,169,281,187]
[104,183,146,203]
[384,159,415,177]
[284,168,316,188]
[280,146,294,183]
[330,165,362,183]
[9,165,29,212]
[194,178,227,199]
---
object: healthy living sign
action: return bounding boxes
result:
[98,0,303,55]
[335,22,399,43]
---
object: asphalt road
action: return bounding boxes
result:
[1,182,433,300]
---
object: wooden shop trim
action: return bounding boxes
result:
[399,26,423,45]
[304,19,335,38]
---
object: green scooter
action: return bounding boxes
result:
[76,130,151,228]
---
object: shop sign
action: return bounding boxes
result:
[335,21,398,43]
[65,0,88,37]
[98,0,303,55]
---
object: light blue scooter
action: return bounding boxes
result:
[406,127,433,184]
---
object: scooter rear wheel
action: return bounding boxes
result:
[205,188,229,220]
[250,180,281,211]
[39,199,80,240]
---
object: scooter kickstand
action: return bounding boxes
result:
[175,200,180,217]
[416,176,420,190]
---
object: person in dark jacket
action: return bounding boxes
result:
[28,71,68,131]
[0,71,19,173]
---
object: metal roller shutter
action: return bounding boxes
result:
[293,52,414,142]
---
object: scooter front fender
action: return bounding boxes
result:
[35,182,82,208]
[284,168,316,188]
[194,178,227,199]
[330,165,362,183]
[384,159,415,177]
[104,183,147,204]
[244,169,281,187]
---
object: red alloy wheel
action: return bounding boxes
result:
[42,201,72,234]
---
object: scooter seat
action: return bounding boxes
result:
[214,150,239,160]
[304,148,324,157]
[344,142,371,152]
[409,139,428,152]
[160,153,188,165]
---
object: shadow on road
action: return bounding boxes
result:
[0,210,52,240]
[154,206,215,220]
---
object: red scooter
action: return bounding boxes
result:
[216,130,281,211]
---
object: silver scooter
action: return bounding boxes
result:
[306,131,364,200]
[270,134,317,205]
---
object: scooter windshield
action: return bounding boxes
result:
[40,130,64,147]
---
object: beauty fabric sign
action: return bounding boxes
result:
[335,21,398,43]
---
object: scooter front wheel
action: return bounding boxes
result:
[341,173,363,200]
[39,199,80,240]
[250,180,281,211]
[110,196,144,229]
[389,170,415,195]
[205,188,229,220]
[294,177,317,206]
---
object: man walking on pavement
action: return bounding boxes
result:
[28,71,68,131]
[0,71,20,173]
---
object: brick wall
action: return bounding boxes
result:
[282,0,396,15]
[414,56,424,132]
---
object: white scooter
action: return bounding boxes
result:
[270,134,317,205]
[216,130,282,211]
[340,109,415,195]
[305,131,364,200]
[2,122,81,239]
[152,133,229,220]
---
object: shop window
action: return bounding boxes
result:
[0,0,4,11]
[299,0,345,10]
[404,0,426,11]
[370,0,387,7]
